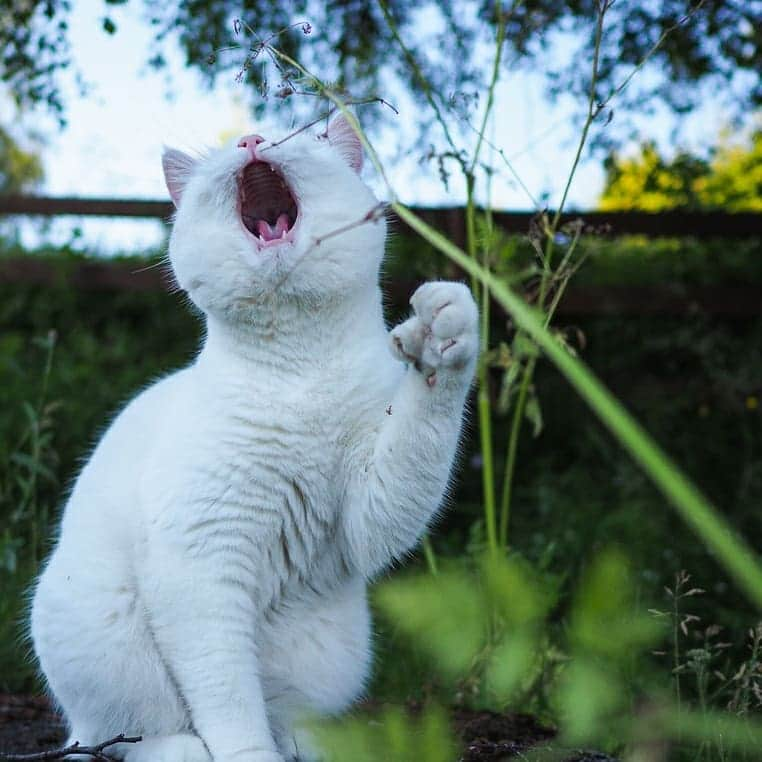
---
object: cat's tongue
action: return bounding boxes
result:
[256,213,291,241]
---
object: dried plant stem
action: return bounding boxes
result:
[263,48,395,197]
[377,0,460,159]
[596,0,707,115]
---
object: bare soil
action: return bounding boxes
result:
[0,694,65,754]
[0,695,617,761]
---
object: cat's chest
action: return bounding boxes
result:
[205,389,335,471]
[175,392,353,587]
[184,381,354,525]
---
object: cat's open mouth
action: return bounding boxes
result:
[238,160,298,247]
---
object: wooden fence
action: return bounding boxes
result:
[1,196,760,316]
[2,195,762,240]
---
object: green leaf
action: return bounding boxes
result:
[557,659,624,744]
[21,401,38,430]
[512,332,539,360]
[570,550,660,659]
[380,706,414,761]
[486,631,537,701]
[102,17,117,34]
[375,570,485,678]
[10,452,57,484]
[481,554,556,625]
[496,360,522,415]
[524,393,543,437]
[419,706,458,762]
[311,706,456,762]
[313,716,376,762]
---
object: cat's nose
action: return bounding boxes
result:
[238,134,266,159]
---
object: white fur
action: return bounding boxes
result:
[30,119,478,762]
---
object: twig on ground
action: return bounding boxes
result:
[0,734,142,762]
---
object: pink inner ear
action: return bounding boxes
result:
[162,148,196,207]
[326,114,363,173]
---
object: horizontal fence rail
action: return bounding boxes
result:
[1,196,760,315]
[2,195,762,240]
[1,258,759,316]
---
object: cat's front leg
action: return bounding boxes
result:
[141,531,284,762]
[342,281,478,576]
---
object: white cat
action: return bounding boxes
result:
[30,115,478,762]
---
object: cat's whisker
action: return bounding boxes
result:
[131,259,168,275]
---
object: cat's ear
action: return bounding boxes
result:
[162,148,196,207]
[326,113,363,173]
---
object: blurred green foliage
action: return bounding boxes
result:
[0,126,43,195]
[599,129,762,212]
[331,552,762,758]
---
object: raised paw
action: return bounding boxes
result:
[389,281,478,386]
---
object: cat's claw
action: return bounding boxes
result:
[389,281,478,386]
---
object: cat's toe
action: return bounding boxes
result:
[434,333,478,370]
[410,281,475,324]
[419,283,478,372]
[389,316,425,365]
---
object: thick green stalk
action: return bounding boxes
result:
[393,202,762,610]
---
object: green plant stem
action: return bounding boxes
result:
[466,178,498,555]
[393,201,762,610]
[421,536,438,575]
[499,226,584,549]
[498,355,535,546]
[551,2,606,233]
[468,2,507,179]
[497,2,609,547]
[466,2,509,556]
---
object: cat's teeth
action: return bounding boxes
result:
[274,213,290,238]
[256,220,276,240]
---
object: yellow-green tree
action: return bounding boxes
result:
[0,126,43,195]
[599,129,762,212]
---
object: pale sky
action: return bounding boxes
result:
[4,1,735,255]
